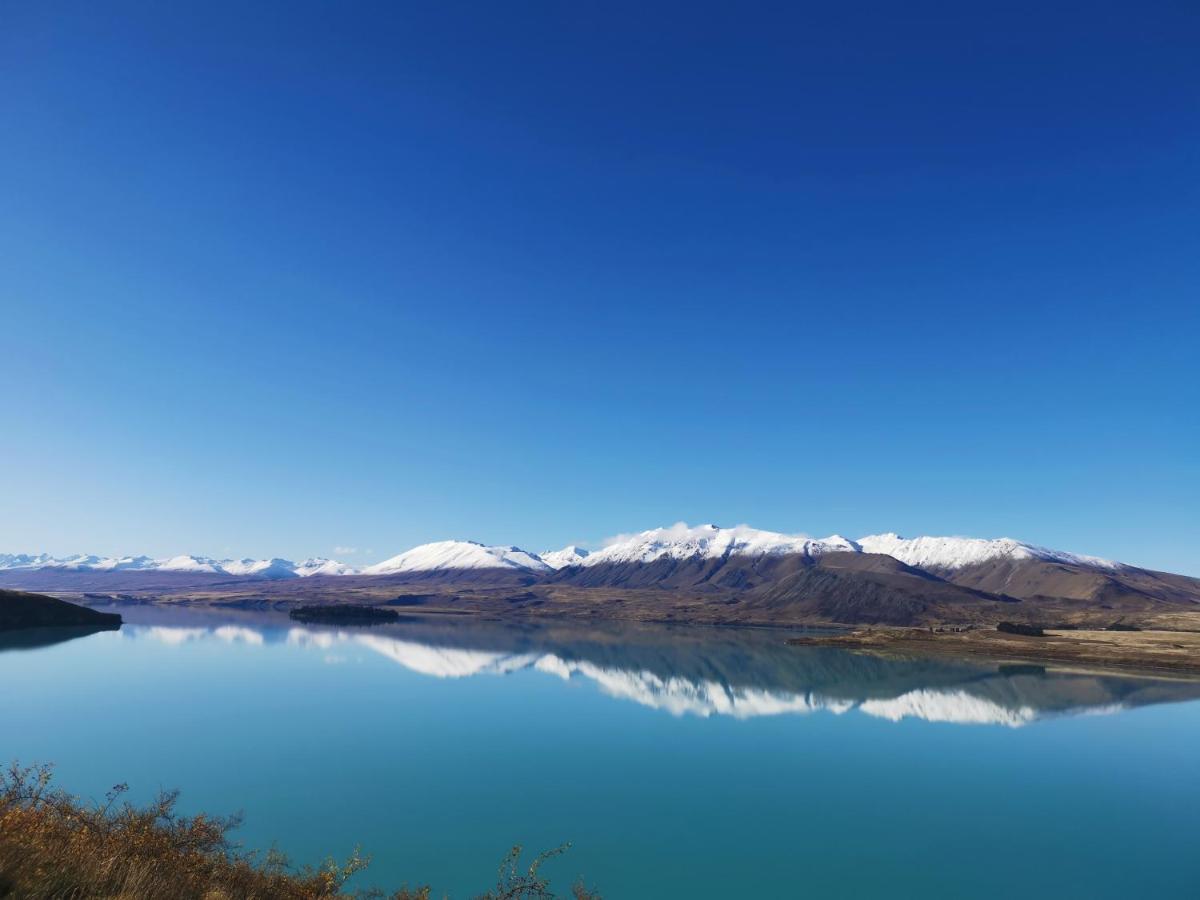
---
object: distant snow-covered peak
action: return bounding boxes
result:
[155,555,227,574]
[0,553,56,570]
[21,553,153,571]
[581,523,856,567]
[92,555,158,571]
[855,533,1119,571]
[0,551,357,578]
[294,557,358,577]
[538,545,591,570]
[362,540,552,575]
[219,557,299,579]
[43,554,107,570]
[1,552,222,574]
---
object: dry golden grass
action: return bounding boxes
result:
[792,624,1200,676]
[0,761,424,899]
[0,763,599,899]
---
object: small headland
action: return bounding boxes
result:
[288,604,401,626]
[0,588,122,633]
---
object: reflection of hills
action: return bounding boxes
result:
[0,624,119,653]
[116,613,1200,727]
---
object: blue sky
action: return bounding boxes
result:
[2,1,1197,573]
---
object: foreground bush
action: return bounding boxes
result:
[0,763,598,899]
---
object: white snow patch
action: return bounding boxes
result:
[581,523,856,567]
[362,540,551,575]
[537,546,591,570]
[856,533,1120,571]
[219,558,298,579]
[156,555,226,574]
[294,557,358,577]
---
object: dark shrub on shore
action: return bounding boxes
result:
[289,605,400,625]
[997,622,1045,637]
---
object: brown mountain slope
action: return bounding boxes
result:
[938,558,1200,609]
[549,551,1018,626]
[737,553,1018,626]
[547,551,817,591]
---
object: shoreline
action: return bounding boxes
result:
[15,587,1200,678]
[787,627,1200,678]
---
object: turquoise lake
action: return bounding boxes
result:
[3,607,1199,898]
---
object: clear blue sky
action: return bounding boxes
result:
[2,1,1197,573]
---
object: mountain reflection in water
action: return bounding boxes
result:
[114,612,1200,727]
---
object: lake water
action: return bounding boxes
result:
[3,607,1199,898]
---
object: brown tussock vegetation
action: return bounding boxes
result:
[0,763,599,900]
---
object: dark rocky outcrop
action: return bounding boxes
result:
[288,604,400,625]
[0,589,122,632]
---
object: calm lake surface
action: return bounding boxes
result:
[3,606,1199,898]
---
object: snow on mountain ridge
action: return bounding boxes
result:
[87,556,158,571]
[0,527,1126,578]
[220,558,301,579]
[362,540,551,575]
[855,533,1120,571]
[294,557,359,577]
[0,553,355,578]
[0,553,55,570]
[43,554,108,570]
[156,555,228,574]
[580,523,857,567]
[538,546,591,570]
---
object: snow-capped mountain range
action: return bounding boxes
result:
[0,523,1127,580]
[578,524,859,566]
[0,552,354,580]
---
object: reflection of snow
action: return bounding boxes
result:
[213,625,264,645]
[354,634,538,678]
[285,628,537,678]
[284,630,1057,724]
[139,626,209,646]
[285,631,850,719]
[859,690,1041,727]
[286,628,337,650]
[859,691,1123,726]
[133,625,264,646]
[123,624,1132,728]
[535,654,851,719]
[1077,704,1125,718]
